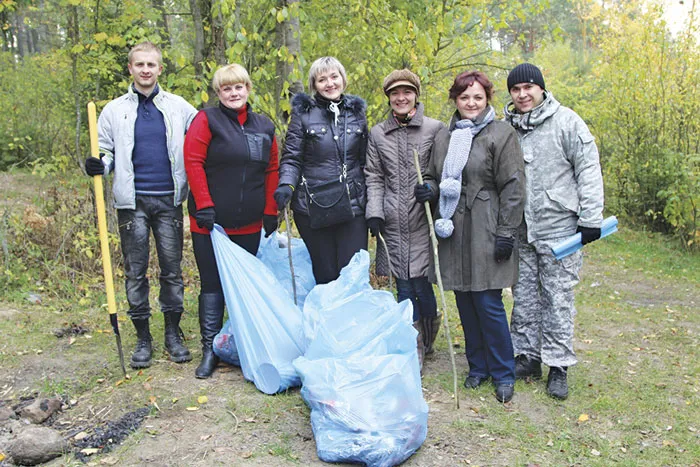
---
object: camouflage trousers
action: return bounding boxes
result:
[511,230,583,368]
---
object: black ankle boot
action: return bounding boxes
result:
[163,312,192,363]
[130,319,152,369]
[495,383,514,403]
[515,354,542,380]
[547,366,569,400]
[195,293,224,379]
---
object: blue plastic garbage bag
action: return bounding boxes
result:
[294,354,428,467]
[294,250,428,466]
[256,231,316,309]
[214,230,315,368]
[209,225,304,394]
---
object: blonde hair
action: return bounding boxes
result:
[128,41,162,64]
[307,57,347,94]
[212,64,253,93]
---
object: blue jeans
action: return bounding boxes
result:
[117,195,184,320]
[454,289,515,384]
[395,277,437,322]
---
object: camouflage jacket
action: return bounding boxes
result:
[504,92,604,242]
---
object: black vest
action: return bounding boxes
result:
[188,106,275,228]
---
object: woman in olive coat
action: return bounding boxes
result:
[423,70,525,402]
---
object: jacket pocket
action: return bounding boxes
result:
[305,124,328,139]
[245,133,271,163]
[546,187,580,214]
[474,189,496,234]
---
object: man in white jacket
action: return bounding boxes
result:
[504,63,604,400]
[85,41,197,369]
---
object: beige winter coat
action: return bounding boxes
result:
[365,103,448,279]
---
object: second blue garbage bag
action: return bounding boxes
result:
[293,250,428,467]
[210,225,304,394]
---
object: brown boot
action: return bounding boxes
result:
[422,312,442,355]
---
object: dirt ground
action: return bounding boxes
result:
[1,322,503,466]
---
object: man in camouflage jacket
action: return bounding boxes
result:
[504,63,604,400]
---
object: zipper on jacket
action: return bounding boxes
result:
[239,123,248,208]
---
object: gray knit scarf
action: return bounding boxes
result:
[435,106,495,238]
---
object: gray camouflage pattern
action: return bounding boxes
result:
[510,225,582,367]
[504,92,604,243]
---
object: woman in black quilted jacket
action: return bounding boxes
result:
[274,56,369,284]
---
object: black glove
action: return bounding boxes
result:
[577,226,601,245]
[274,185,294,210]
[414,183,435,203]
[366,217,385,238]
[195,207,216,231]
[494,235,515,263]
[85,157,105,176]
[263,214,278,238]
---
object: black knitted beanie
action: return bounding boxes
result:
[507,63,546,91]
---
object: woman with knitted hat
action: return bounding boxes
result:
[274,57,369,284]
[423,70,525,402]
[364,69,448,366]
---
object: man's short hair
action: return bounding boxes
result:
[307,56,347,94]
[128,41,162,64]
[212,64,253,93]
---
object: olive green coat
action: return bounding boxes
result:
[424,111,525,292]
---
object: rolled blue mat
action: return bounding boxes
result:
[551,216,619,260]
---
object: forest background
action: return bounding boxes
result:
[0,0,698,301]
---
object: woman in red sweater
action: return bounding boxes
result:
[184,63,279,378]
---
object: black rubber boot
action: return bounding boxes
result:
[413,320,425,373]
[195,293,224,379]
[515,354,542,380]
[130,319,152,369]
[547,366,569,400]
[422,313,442,355]
[163,312,192,363]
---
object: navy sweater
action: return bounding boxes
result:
[132,85,174,195]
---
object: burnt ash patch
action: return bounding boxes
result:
[73,407,150,462]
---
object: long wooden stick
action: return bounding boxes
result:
[283,206,298,305]
[87,102,126,378]
[377,231,395,294]
[413,149,459,409]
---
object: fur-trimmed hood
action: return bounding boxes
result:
[291,92,366,116]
